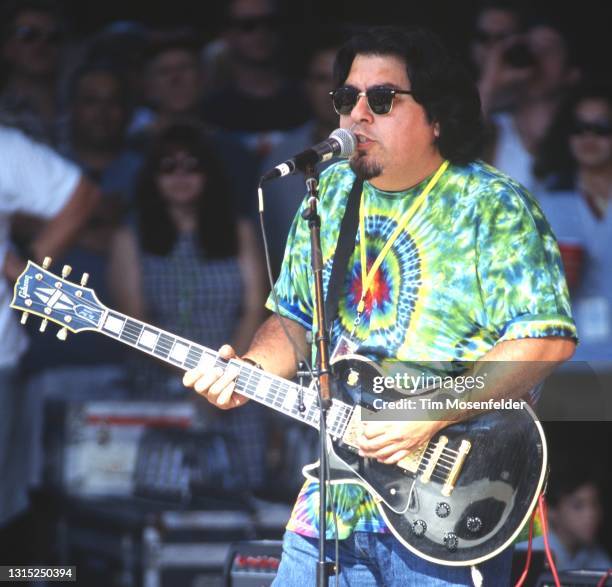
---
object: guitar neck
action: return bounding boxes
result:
[96,309,351,436]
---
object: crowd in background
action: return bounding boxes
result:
[1,0,610,573]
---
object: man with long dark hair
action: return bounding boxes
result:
[183,26,577,585]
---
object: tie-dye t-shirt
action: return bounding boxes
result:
[265,159,577,539]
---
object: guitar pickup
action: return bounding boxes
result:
[441,439,471,496]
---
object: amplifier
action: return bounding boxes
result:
[224,540,283,587]
[48,400,241,499]
[61,400,197,496]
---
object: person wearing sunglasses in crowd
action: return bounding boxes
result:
[0,0,67,145]
[108,122,267,489]
[533,81,612,364]
[201,0,310,159]
[183,26,577,585]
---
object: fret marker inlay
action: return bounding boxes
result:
[283,387,298,411]
[254,376,268,397]
[198,352,216,371]
[103,314,124,334]
[139,329,158,349]
[170,342,189,363]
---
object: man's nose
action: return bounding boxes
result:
[350,93,374,124]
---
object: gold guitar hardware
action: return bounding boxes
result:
[442,440,471,496]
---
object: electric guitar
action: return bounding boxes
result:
[11,260,547,567]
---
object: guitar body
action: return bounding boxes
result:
[303,356,547,566]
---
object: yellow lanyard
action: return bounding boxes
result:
[356,159,449,316]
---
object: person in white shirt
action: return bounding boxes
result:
[0,124,98,553]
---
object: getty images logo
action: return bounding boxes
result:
[372,372,487,394]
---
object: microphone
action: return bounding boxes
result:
[261,128,357,182]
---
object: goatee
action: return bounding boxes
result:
[349,151,383,180]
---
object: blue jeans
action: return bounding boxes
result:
[272,530,513,586]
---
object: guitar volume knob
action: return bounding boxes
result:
[443,532,458,552]
[346,368,360,386]
[466,516,482,533]
[411,519,427,537]
[435,502,451,518]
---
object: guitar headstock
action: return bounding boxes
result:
[10,257,108,338]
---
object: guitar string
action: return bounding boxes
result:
[421,449,456,464]
[412,455,453,470]
[143,332,459,473]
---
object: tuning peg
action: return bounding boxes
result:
[56,327,68,341]
[39,319,48,332]
[61,265,72,278]
[20,312,29,325]
[42,256,52,269]
[80,273,89,287]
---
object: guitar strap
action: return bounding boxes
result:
[324,177,364,333]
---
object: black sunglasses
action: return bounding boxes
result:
[570,120,612,137]
[13,24,62,44]
[330,86,413,116]
[230,14,280,33]
[158,155,202,174]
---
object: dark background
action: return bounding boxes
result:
[58,0,607,76]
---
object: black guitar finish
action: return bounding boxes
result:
[304,357,547,566]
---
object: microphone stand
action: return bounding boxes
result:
[300,163,337,587]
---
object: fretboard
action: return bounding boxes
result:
[97,309,353,438]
